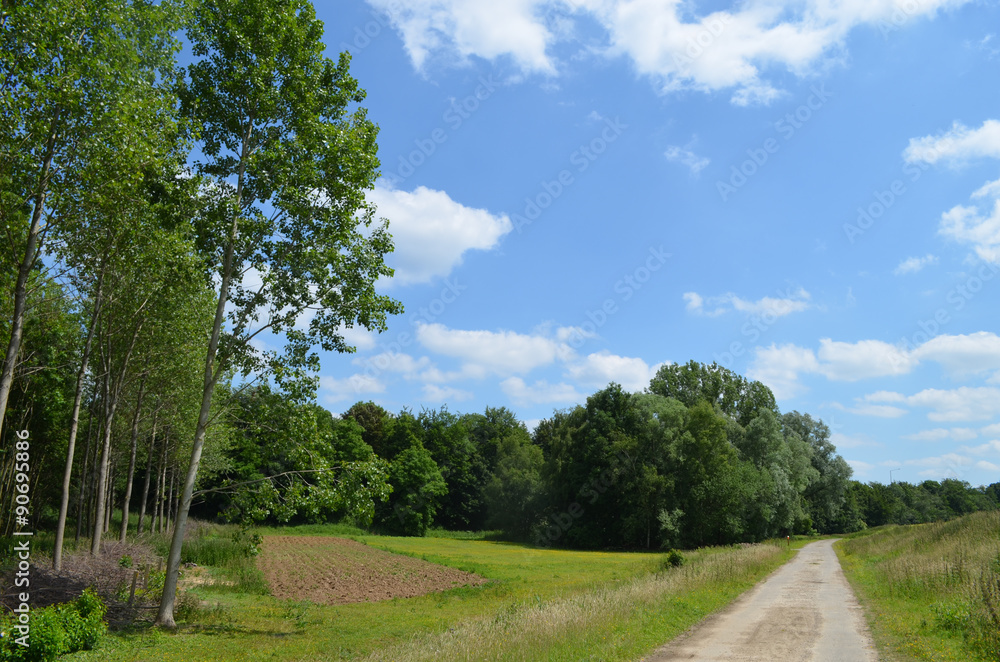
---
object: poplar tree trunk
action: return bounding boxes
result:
[137,411,158,535]
[55,273,104,569]
[119,373,147,541]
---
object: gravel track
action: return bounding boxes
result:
[644,539,878,662]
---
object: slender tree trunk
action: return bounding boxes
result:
[106,463,115,534]
[74,405,95,543]
[137,411,158,535]
[119,372,147,541]
[157,206,239,628]
[90,316,144,555]
[55,272,104,569]
[156,438,167,533]
[0,110,59,439]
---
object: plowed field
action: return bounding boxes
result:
[257,535,489,605]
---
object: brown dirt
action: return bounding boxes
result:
[257,536,488,605]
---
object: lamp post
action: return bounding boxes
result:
[890,468,901,484]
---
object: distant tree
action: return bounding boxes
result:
[648,361,778,427]
[782,411,852,533]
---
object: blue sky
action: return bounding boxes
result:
[305,0,1000,487]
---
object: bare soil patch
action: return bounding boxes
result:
[257,536,488,605]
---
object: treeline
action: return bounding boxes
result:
[844,479,1000,529]
[192,361,999,550]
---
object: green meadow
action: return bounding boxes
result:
[64,525,804,661]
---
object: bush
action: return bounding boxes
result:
[0,589,107,662]
[660,549,686,570]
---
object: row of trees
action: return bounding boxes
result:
[1,0,401,627]
[198,361,998,550]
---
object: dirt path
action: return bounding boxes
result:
[644,539,877,662]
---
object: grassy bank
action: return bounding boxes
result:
[836,510,1000,662]
[69,526,804,661]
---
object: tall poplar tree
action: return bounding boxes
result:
[155,0,401,627]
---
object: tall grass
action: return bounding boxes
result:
[838,510,1000,661]
[361,542,791,662]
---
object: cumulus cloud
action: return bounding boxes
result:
[320,374,385,403]
[369,183,512,286]
[565,351,664,391]
[904,120,1000,165]
[906,386,1000,422]
[500,377,584,406]
[894,254,938,275]
[747,343,820,399]
[904,120,1000,263]
[416,323,570,376]
[748,333,1000,398]
[369,0,971,104]
[421,384,474,402]
[912,332,1000,377]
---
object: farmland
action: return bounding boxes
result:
[66,526,801,661]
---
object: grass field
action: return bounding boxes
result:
[61,525,806,661]
[836,510,1000,662]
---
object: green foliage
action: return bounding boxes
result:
[379,442,448,536]
[0,589,106,661]
[660,549,686,569]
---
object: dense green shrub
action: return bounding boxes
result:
[0,589,106,662]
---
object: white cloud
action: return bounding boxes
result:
[747,343,820,399]
[849,404,908,418]
[370,183,512,286]
[846,459,874,476]
[981,422,1000,437]
[904,427,978,442]
[913,332,1000,377]
[664,143,710,175]
[355,352,432,376]
[370,0,970,104]
[421,384,474,402]
[815,339,916,380]
[894,254,938,275]
[416,323,569,376]
[959,440,1000,456]
[565,351,663,391]
[500,377,584,406]
[905,120,1000,263]
[338,325,378,352]
[684,288,811,318]
[830,432,876,449]
[320,374,385,403]
[904,120,1000,165]
[939,198,1000,264]
[905,453,975,479]
[748,333,1000,398]
[907,386,1000,422]
[977,460,1000,471]
[369,0,556,74]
